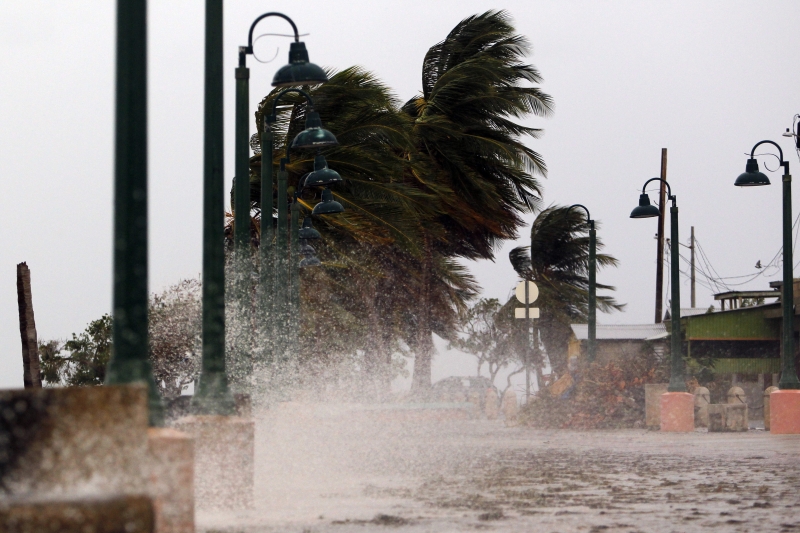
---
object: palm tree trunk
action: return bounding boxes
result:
[376,270,395,394]
[411,238,434,390]
[364,277,383,400]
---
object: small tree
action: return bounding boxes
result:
[38,315,113,386]
[451,298,521,388]
[149,279,202,399]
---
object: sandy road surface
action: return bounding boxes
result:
[198,404,800,532]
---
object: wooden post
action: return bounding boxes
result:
[655,148,668,323]
[690,226,696,308]
[16,262,41,388]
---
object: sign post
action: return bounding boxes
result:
[515,280,539,401]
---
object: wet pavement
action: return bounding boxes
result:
[198,404,800,532]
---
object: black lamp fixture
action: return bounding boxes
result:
[304,154,343,187]
[291,112,339,148]
[630,192,662,219]
[298,217,321,239]
[298,220,321,268]
[242,13,327,87]
[312,188,345,215]
[734,158,771,187]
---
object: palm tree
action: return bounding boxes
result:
[403,10,553,388]
[508,206,624,377]
[249,67,478,390]
[242,11,553,391]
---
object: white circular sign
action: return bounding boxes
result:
[515,280,539,305]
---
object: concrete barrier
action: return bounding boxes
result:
[0,495,154,533]
[173,415,254,511]
[727,386,746,405]
[0,385,148,497]
[660,392,694,432]
[693,387,710,428]
[764,386,779,431]
[645,383,668,428]
[770,389,800,434]
[708,403,748,432]
[147,428,193,533]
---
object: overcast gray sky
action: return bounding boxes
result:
[2,1,800,389]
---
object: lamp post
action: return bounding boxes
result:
[232,13,328,387]
[567,204,596,362]
[260,89,342,369]
[105,0,164,426]
[735,141,800,390]
[631,178,685,393]
[191,0,236,414]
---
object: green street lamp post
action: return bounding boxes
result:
[233,13,328,386]
[567,204,596,362]
[735,141,800,390]
[105,0,164,425]
[192,0,236,414]
[260,89,341,367]
[631,178,685,393]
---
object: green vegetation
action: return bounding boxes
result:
[39,281,201,397]
[246,10,552,389]
[39,315,112,387]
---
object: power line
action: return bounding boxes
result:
[678,252,723,293]
[687,211,800,290]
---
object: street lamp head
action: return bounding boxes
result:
[299,256,322,268]
[299,217,321,239]
[298,237,321,268]
[783,128,794,138]
[291,111,338,149]
[300,242,316,256]
[272,42,328,87]
[734,158,771,187]
[312,188,344,215]
[305,154,343,187]
[630,193,660,218]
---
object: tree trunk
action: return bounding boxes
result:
[489,363,499,387]
[364,276,383,400]
[17,262,41,388]
[411,239,434,390]
[376,268,395,394]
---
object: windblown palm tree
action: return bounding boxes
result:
[249,67,478,388]
[241,11,552,391]
[509,206,624,376]
[403,10,553,388]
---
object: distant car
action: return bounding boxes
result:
[431,376,498,410]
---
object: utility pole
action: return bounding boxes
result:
[690,226,696,308]
[655,148,668,323]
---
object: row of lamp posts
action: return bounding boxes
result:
[625,140,800,396]
[228,13,344,399]
[106,3,344,423]
[561,136,800,401]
